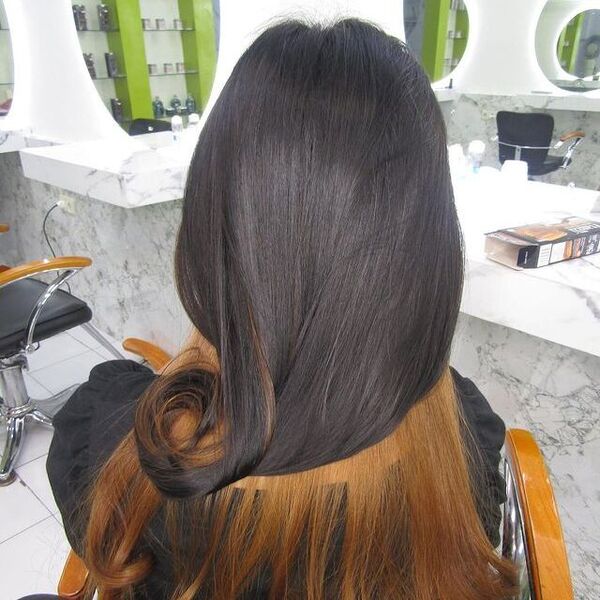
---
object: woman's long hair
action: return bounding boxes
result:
[84,19,516,599]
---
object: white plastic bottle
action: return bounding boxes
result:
[467,139,485,174]
[171,115,183,143]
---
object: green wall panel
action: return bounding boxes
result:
[421,0,451,82]
[178,0,217,110]
[105,0,153,120]
[558,14,584,74]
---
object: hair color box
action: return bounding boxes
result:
[484,216,600,269]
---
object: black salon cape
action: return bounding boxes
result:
[47,360,506,599]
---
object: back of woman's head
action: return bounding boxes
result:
[85,19,516,600]
[171,17,463,493]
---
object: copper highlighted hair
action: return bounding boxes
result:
[84,19,516,599]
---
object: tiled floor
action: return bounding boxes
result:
[0,326,131,599]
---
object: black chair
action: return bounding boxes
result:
[128,118,171,136]
[0,254,124,484]
[496,111,585,177]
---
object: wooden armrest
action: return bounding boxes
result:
[505,429,573,600]
[58,549,89,599]
[0,256,92,287]
[559,130,585,142]
[122,333,219,374]
[0,223,9,233]
[122,337,173,371]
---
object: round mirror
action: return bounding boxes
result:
[403,0,469,83]
[537,4,600,93]
[0,1,13,116]
[73,0,219,132]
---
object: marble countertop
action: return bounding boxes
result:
[455,173,600,357]
[0,121,55,154]
[18,132,195,208]
[433,88,457,103]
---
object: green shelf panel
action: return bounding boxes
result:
[104,0,153,121]
[178,0,217,110]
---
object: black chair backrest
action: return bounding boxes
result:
[496,111,555,169]
[128,118,172,136]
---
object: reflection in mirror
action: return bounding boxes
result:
[0,0,13,116]
[73,0,219,133]
[403,0,468,83]
[558,10,600,84]
[537,2,600,93]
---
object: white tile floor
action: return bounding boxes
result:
[0,326,128,599]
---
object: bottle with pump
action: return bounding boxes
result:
[467,140,485,174]
[170,94,182,114]
[152,96,165,118]
[185,93,197,115]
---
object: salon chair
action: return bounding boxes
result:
[0,255,124,485]
[496,111,585,177]
[55,341,574,600]
[128,118,172,136]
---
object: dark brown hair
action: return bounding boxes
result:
[84,19,516,599]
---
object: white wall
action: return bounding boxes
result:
[444,0,549,94]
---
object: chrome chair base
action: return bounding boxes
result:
[0,470,17,486]
[0,353,79,484]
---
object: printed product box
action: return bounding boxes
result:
[484,216,600,269]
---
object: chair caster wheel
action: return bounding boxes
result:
[0,471,17,486]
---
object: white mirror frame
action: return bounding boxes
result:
[536,0,600,92]
[2,0,127,145]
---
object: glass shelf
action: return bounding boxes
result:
[0,82,13,86]
[77,28,120,33]
[149,70,198,77]
[91,74,127,80]
[143,28,195,32]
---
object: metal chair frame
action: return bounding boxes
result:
[496,137,584,168]
[0,259,124,484]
